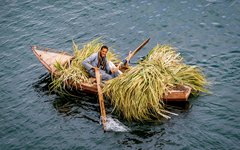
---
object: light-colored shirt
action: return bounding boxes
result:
[82,52,111,73]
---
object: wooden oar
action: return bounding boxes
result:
[95,38,150,130]
[117,38,150,68]
[126,38,150,63]
[95,68,107,130]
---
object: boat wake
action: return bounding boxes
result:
[101,115,130,132]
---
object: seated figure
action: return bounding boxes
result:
[82,45,120,81]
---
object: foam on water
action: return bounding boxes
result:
[101,115,130,132]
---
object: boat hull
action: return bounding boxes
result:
[32,46,191,101]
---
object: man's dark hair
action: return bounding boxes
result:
[101,45,108,51]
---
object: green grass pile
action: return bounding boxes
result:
[49,38,120,94]
[103,44,208,121]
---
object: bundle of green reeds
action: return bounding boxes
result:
[103,44,208,121]
[49,38,120,94]
[144,44,208,94]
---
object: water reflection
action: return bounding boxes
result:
[32,73,52,95]
[32,73,101,123]
[32,73,194,132]
[119,125,168,149]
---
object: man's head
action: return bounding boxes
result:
[100,45,108,58]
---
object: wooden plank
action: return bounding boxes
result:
[163,86,191,101]
[95,68,107,130]
[32,46,72,73]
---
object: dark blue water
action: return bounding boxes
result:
[1,0,240,149]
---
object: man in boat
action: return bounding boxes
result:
[82,45,120,81]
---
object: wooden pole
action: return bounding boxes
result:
[126,38,150,62]
[117,38,150,68]
[95,68,107,130]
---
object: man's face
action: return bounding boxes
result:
[100,48,108,57]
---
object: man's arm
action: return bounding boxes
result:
[108,61,121,74]
[82,53,98,71]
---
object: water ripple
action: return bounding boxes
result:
[1,0,240,149]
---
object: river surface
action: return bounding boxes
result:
[1,0,240,149]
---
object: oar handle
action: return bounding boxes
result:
[117,38,150,68]
[95,68,107,130]
[126,38,150,62]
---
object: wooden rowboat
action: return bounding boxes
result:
[32,45,191,101]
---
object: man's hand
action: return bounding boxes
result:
[126,51,133,62]
[111,65,119,74]
[94,67,99,72]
